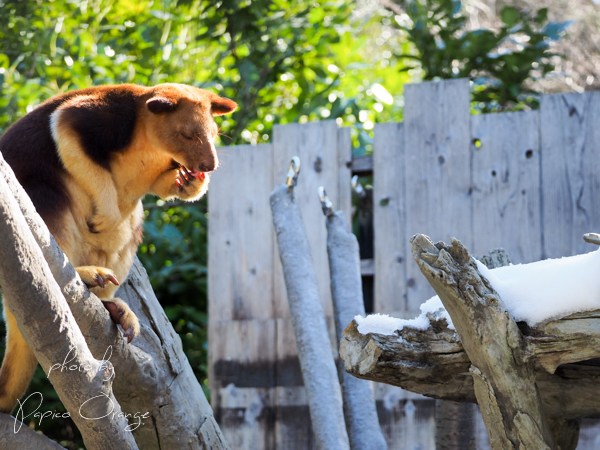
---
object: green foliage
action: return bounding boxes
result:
[137,198,210,395]
[391,0,571,111]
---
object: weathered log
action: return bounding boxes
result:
[341,316,600,420]
[0,413,67,449]
[434,249,511,450]
[413,235,554,448]
[341,235,600,449]
[270,183,350,450]
[325,208,387,450]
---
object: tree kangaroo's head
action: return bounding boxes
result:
[144,83,237,175]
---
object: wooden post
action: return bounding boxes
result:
[270,182,350,450]
[410,234,556,449]
[324,208,387,450]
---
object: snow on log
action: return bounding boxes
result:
[325,208,387,450]
[270,183,350,450]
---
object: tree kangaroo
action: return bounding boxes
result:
[0,83,236,413]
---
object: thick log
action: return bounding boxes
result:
[434,249,511,450]
[412,235,554,448]
[0,413,67,449]
[342,235,600,449]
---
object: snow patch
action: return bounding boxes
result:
[475,249,600,326]
[355,248,600,335]
[355,296,454,336]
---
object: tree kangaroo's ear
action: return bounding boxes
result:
[210,94,237,116]
[146,96,178,114]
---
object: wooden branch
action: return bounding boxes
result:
[0,172,138,449]
[413,235,554,448]
[0,413,67,449]
[0,154,229,449]
[341,314,474,402]
[341,315,600,420]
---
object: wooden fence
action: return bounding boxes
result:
[207,78,600,449]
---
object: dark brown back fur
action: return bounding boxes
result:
[0,85,142,233]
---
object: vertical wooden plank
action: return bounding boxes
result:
[471,110,542,264]
[208,143,274,321]
[208,144,276,449]
[272,121,348,318]
[337,127,353,226]
[373,122,406,314]
[210,320,277,450]
[403,79,472,310]
[274,318,315,450]
[541,91,600,259]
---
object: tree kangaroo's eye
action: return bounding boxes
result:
[181,133,194,141]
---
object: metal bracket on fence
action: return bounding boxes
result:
[318,186,334,216]
[286,156,301,190]
[351,175,366,199]
[584,232,600,246]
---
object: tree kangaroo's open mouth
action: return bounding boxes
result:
[171,159,206,180]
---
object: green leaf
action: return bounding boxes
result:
[500,6,520,28]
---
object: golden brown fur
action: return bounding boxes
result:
[0,83,236,413]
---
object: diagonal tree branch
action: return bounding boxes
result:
[0,413,67,449]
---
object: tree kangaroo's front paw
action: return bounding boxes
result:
[174,166,207,200]
[86,207,121,234]
[101,298,140,343]
[76,266,120,289]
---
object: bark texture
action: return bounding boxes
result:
[434,248,511,450]
[0,153,228,449]
[0,413,67,449]
[341,235,600,450]
[271,184,350,450]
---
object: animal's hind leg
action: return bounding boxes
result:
[0,302,38,413]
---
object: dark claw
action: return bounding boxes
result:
[179,169,190,185]
[106,274,120,286]
[182,166,196,180]
[175,178,184,192]
[102,301,120,322]
[96,275,105,288]
[123,328,134,343]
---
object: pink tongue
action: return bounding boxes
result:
[190,171,205,179]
